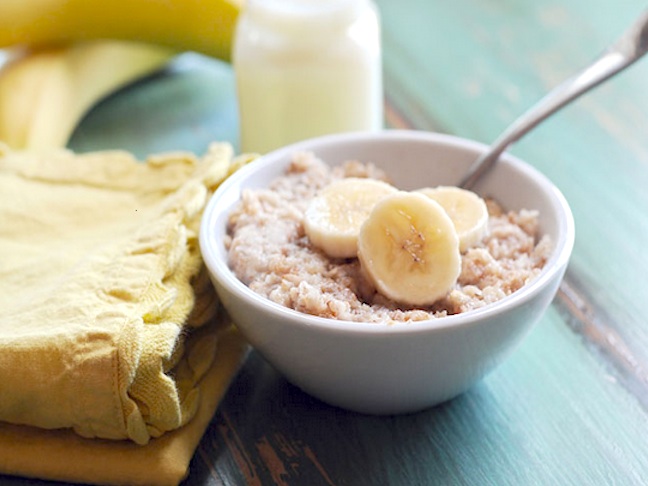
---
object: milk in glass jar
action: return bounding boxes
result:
[233,0,383,153]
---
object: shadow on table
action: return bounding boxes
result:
[187,349,520,486]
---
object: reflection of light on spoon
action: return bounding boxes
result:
[571,52,627,91]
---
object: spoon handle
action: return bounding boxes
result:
[459,9,648,189]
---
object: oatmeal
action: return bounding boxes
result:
[225,152,552,323]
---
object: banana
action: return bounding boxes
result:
[0,0,242,150]
[304,177,397,258]
[417,186,489,252]
[357,192,461,306]
[0,0,241,61]
[0,41,174,150]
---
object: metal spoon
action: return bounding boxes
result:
[459,9,648,189]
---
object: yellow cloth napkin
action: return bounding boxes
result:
[0,327,247,486]
[0,143,250,485]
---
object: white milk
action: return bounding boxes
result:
[233,0,383,154]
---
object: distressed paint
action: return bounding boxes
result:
[379,0,648,401]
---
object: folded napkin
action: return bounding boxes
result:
[0,143,251,485]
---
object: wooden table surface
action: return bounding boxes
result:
[4,1,648,485]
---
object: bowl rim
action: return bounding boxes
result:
[199,129,575,336]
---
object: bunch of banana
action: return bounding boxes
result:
[0,0,242,150]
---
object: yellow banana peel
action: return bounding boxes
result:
[0,0,242,61]
[0,0,243,150]
[0,42,174,150]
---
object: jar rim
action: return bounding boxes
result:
[245,0,371,29]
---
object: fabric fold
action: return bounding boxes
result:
[0,325,249,486]
[0,142,250,451]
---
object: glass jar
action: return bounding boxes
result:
[233,0,383,153]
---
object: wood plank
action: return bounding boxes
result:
[378,0,648,402]
[188,306,648,485]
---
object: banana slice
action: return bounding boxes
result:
[304,177,397,258]
[357,191,461,306]
[417,186,489,252]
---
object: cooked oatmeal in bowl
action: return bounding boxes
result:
[225,152,553,323]
[199,130,574,415]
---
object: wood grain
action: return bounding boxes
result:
[380,0,648,403]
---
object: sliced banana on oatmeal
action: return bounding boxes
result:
[304,177,397,258]
[416,186,489,252]
[357,191,461,306]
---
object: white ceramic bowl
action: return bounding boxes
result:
[199,130,574,414]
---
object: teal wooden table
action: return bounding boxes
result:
[4,1,648,484]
